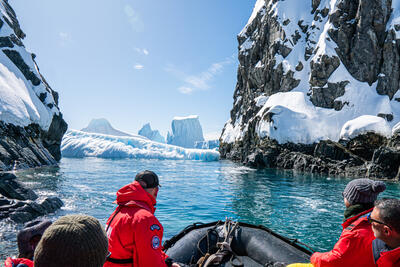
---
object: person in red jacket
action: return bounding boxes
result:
[4,219,51,267]
[104,170,180,267]
[310,178,386,267]
[370,198,400,267]
[4,257,33,267]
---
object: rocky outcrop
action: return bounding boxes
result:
[0,173,63,223]
[0,1,66,222]
[0,0,67,170]
[220,0,400,179]
[237,132,400,179]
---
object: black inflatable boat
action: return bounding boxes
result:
[163,220,313,267]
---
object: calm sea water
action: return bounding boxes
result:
[1,157,399,262]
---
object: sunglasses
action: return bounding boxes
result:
[367,214,392,230]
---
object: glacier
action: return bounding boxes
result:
[81,118,132,137]
[167,115,205,148]
[61,130,219,161]
[138,123,165,143]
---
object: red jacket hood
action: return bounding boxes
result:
[115,181,156,213]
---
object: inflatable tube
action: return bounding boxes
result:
[163,221,313,267]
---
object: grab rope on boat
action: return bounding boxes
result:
[197,219,243,267]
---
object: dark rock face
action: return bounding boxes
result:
[344,133,387,161]
[0,173,63,223]
[220,0,400,180]
[368,147,400,179]
[0,122,59,171]
[0,0,67,170]
[329,0,392,85]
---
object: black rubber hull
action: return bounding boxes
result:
[164,221,312,267]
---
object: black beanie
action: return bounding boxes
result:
[135,170,159,188]
[34,214,108,267]
[343,178,386,205]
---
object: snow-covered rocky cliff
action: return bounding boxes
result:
[0,0,67,170]
[81,118,131,137]
[167,115,205,148]
[138,123,165,143]
[221,0,400,179]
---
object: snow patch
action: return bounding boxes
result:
[393,121,400,135]
[255,95,268,107]
[340,115,392,140]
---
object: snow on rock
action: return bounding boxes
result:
[393,122,400,135]
[340,115,392,140]
[0,0,67,168]
[167,115,205,148]
[0,30,58,131]
[81,118,131,137]
[138,123,165,143]
[221,0,400,147]
[61,130,219,161]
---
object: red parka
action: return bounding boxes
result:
[310,208,376,267]
[103,181,169,267]
[376,247,400,267]
[4,257,33,267]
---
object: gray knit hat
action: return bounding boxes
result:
[34,214,108,267]
[343,178,386,205]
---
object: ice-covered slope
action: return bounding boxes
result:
[167,115,205,148]
[0,0,67,170]
[220,0,400,179]
[61,130,219,161]
[81,118,131,137]
[138,123,165,143]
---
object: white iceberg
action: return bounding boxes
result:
[138,123,165,143]
[167,115,205,148]
[81,118,132,137]
[61,130,219,161]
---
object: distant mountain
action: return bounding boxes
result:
[81,118,132,137]
[138,123,165,143]
[167,115,204,148]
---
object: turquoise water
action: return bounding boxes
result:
[1,157,399,262]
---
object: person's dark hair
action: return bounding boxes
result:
[374,198,400,233]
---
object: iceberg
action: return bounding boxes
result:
[81,118,132,137]
[167,115,205,148]
[138,123,165,143]
[61,130,220,161]
[194,140,220,150]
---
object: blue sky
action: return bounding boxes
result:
[12,0,257,138]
